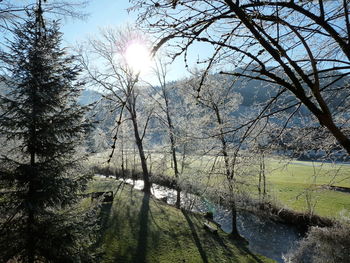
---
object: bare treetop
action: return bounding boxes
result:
[131,0,350,155]
[0,0,88,32]
[132,1,349,73]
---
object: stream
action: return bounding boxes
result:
[103,176,303,263]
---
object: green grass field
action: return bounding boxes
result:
[266,159,350,218]
[88,152,350,219]
[89,179,274,263]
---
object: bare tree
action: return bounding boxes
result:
[131,0,350,156]
[184,72,244,238]
[78,26,153,193]
[148,59,183,207]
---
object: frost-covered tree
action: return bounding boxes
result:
[132,0,350,156]
[185,72,244,238]
[149,60,184,207]
[0,5,96,263]
[79,26,153,193]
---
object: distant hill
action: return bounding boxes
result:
[78,89,102,105]
[222,68,350,122]
[80,71,350,155]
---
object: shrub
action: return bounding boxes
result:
[285,220,350,263]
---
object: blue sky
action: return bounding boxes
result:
[60,0,194,84]
[61,0,134,45]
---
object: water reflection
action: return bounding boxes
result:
[215,209,301,262]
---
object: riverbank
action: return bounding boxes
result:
[88,153,350,220]
[93,170,335,233]
[89,178,274,263]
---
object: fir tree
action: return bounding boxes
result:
[0,5,97,263]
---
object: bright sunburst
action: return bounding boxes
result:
[125,42,151,74]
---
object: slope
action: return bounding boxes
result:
[90,179,274,263]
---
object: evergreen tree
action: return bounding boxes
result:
[0,5,96,263]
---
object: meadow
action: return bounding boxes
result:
[267,159,350,218]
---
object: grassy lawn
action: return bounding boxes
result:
[268,160,350,187]
[266,159,350,218]
[90,178,274,263]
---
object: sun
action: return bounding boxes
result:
[125,42,152,74]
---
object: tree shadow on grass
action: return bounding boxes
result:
[92,202,113,259]
[93,182,126,257]
[201,215,265,263]
[234,241,266,263]
[114,180,125,197]
[132,192,150,263]
[97,181,125,233]
[181,209,209,263]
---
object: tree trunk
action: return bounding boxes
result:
[132,144,136,185]
[170,131,181,208]
[27,169,35,263]
[163,90,181,208]
[27,210,35,263]
[214,106,242,238]
[258,167,262,199]
[28,84,37,263]
[258,152,266,200]
[318,113,350,155]
[149,151,152,175]
[229,200,240,238]
[262,153,266,198]
[121,134,125,179]
[131,114,151,193]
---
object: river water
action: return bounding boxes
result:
[105,177,302,262]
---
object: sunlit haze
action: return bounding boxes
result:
[60,0,201,83]
[125,42,152,74]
